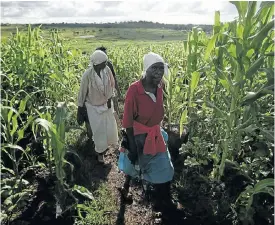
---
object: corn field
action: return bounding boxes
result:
[1,2,274,225]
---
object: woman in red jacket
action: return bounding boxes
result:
[119,52,181,214]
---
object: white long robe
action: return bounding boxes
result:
[85,101,118,153]
[78,66,118,153]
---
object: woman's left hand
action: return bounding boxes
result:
[77,106,85,126]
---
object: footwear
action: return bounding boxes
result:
[162,198,183,212]
[153,182,183,212]
[118,187,133,204]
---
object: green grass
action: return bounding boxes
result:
[1,24,187,51]
[74,183,118,225]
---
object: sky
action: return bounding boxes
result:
[0,0,240,25]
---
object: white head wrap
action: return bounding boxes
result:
[142,52,169,78]
[89,50,108,66]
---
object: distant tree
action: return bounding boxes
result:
[14,21,213,33]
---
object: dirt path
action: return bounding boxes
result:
[104,148,155,225]
[73,135,156,225]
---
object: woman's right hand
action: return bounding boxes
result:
[128,144,138,165]
[125,127,138,165]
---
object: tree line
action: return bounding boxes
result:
[2,21,213,33]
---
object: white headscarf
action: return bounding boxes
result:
[87,49,115,93]
[142,52,169,78]
[89,50,108,66]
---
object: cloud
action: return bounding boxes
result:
[16,1,50,8]
[98,1,122,8]
[1,0,239,24]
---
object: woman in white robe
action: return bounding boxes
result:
[77,50,119,163]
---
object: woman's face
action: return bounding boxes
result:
[94,61,107,71]
[146,62,164,86]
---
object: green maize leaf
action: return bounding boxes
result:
[242,105,251,122]
[214,11,221,34]
[265,52,274,56]
[242,85,274,105]
[253,189,274,197]
[64,159,74,176]
[17,129,24,142]
[250,19,274,49]
[192,27,199,42]
[57,122,66,143]
[259,68,274,82]
[180,109,188,136]
[215,67,226,80]
[73,185,94,201]
[234,116,253,132]
[263,5,274,25]
[1,166,15,175]
[66,150,82,162]
[183,41,188,52]
[237,24,244,40]
[52,133,65,158]
[219,79,230,93]
[17,115,35,142]
[228,44,237,58]
[241,124,258,134]
[3,198,12,206]
[35,118,54,133]
[1,148,16,163]
[4,144,31,164]
[235,41,243,57]
[190,71,200,97]
[2,106,21,124]
[230,1,248,19]
[10,115,18,137]
[246,56,264,79]
[10,90,29,104]
[243,1,257,39]
[3,144,25,152]
[206,101,226,118]
[254,178,274,192]
[4,106,22,124]
[76,204,92,219]
[221,95,231,107]
[18,97,29,114]
[259,1,274,11]
[51,102,68,187]
[204,34,218,60]
[260,129,274,142]
[255,2,274,23]
[261,36,274,53]
[246,1,257,21]
[246,49,255,58]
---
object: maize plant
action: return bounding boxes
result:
[204,2,274,180]
[236,178,274,225]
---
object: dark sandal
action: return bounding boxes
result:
[153,212,162,224]
[118,187,133,204]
